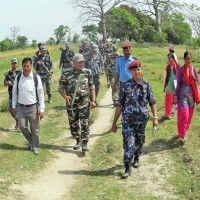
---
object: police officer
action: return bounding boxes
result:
[104,48,120,105]
[59,42,75,72]
[34,46,54,103]
[85,44,103,99]
[58,54,96,152]
[4,58,21,129]
[113,43,137,93]
[112,60,158,179]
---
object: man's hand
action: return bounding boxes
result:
[90,101,96,108]
[39,112,44,120]
[153,118,159,127]
[112,123,118,133]
[7,80,13,86]
[12,108,17,117]
[64,95,71,105]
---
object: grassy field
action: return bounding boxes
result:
[0,45,200,199]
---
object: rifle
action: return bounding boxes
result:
[34,55,51,74]
[4,72,14,84]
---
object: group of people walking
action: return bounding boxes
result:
[3,42,199,179]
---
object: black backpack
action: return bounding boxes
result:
[17,72,38,102]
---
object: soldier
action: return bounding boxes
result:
[4,58,21,129]
[59,42,75,72]
[79,41,90,56]
[85,44,104,99]
[96,40,104,57]
[34,46,54,103]
[58,54,96,152]
[104,48,120,106]
[112,60,158,179]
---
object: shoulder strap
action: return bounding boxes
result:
[17,72,38,102]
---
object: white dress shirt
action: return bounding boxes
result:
[12,71,45,112]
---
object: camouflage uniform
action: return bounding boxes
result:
[85,52,103,97]
[79,45,90,55]
[59,49,75,72]
[59,68,95,142]
[34,53,54,100]
[4,69,21,112]
[104,54,120,102]
[116,78,156,163]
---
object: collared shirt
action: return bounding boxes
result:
[12,71,45,112]
[115,55,136,82]
[117,78,156,124]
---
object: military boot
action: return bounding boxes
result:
[73,138,81,150]
[132,156,140,168]
[82,140,89,152]
[121,162,132,179]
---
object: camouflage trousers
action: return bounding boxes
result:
[40,74,51,97]
[93,74,100,97]
[67,105,90,142]
[122,120,147,163]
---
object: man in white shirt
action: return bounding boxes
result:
[12,57,45,155]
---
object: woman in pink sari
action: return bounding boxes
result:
[174,52,199,143]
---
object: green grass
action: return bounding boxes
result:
[70,46,200,200]
[1,45,200,199]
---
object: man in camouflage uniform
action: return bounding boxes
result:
[34,46,54,103]
[112,60,158,179]
[85,44,103,99]
[4,57,21,129]
[79,41,90,56]
[59,42,75,72]
[104,49,120,106]
[58,54,96,152]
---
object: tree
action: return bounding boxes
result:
[130,0,175,32]
[32,39,37,48]
[10,26,20,42]
[82,25,99,42]
[162,13,192,44]
[0,38,13,51]
[179,3,200,37]
[72,33,80,43]
[16,35,28,49]
[105,8,140,41]
[54,25,69,44]
[46,37,56,45]
[70,0,126,43]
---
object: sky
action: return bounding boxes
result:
[0,0,200,43]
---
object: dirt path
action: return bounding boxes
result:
[12,88,114,200]
[12,88,177,200]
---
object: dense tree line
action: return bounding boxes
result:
[1,1,200,51]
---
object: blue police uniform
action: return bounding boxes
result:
[116,78,156,163]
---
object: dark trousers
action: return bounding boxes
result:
[122,122,147,163]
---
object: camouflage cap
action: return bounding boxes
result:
[65,42,70,46]
[73,54,85,62]
[91,44,99,50]
[41,46,47,51]
[11,57,18,63]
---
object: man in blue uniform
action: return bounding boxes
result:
[112,60,158,179]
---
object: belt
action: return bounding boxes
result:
[18,103,37,107]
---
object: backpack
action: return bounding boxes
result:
[17,72,38,102]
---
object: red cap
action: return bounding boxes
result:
[128,60,141,69]
[121,43,131,49]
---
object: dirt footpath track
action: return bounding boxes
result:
[12,88,114,200]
